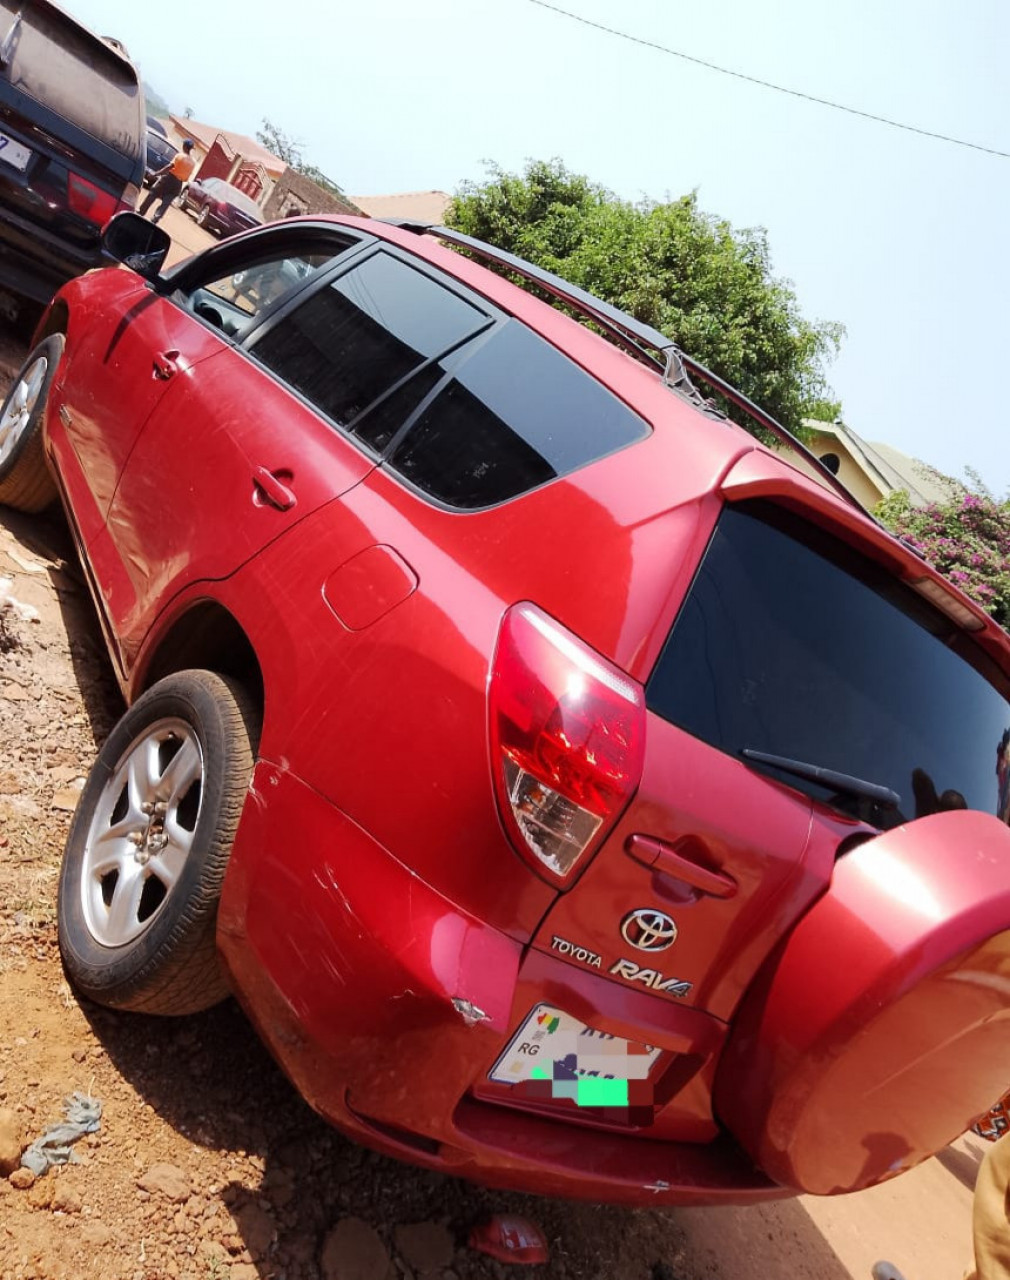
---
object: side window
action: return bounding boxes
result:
[184,233,359,337]
[386,320,651,508]
[247,251,491,432]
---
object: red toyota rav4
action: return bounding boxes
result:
[1,211,1008,1206]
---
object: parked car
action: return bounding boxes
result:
[0,4,144,306]
[180,176,263,237]
[2,210,1009,1207]
[143,127,177,188]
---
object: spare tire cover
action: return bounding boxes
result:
[715,809,1010,1195]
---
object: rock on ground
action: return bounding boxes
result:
[0,1106,23,1175]
[137,1162,191,1203]
[321,1216,392,1280]
[394,1221,455,1274]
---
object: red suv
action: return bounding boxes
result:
[2,211,1008,1206]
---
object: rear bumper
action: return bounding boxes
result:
[217,760,783,1206]
[0,204,100,302]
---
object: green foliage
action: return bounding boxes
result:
[876,488,1010,628]
[257,118,303,167]
[256,119,345,196]
[445,159,844,436]
[142,82,171,120]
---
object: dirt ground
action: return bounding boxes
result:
[0,224,986,1280]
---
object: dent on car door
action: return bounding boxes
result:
[98,244,495,668]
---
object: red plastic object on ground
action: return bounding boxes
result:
[469,1216,549,1265]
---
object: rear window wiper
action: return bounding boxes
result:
[740,748,901,809]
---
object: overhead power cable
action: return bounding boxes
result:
[525,0,1010,160]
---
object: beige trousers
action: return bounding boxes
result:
[968,1136,1010,1280]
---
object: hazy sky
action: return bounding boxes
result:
[70,0,1009,495]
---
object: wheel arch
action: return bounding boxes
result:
[134,599,265,750]
[34,298,70,344]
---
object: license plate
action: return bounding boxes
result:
[0,131,31,172]
[489,1004,662,1093]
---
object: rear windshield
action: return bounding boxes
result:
[208,181,261,218]
[647,502,1010,829]
[146,130,175,163]
[0,3,141,158]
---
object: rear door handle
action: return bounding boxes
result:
[152,349,181,380]
[625,833,737,899]
[252,465,296,511]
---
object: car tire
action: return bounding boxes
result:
[196,205,209,228]
[0,334,63,513]
[58,670,259,1016]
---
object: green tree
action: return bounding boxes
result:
[256,118,304,167]
[446,159,844,435]
[142,82,171,121]
[876,488,1010,628]
[256,118,345,198]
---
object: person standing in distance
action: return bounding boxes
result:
[140,139,196,224]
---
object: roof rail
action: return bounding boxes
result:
[384,219,864,515]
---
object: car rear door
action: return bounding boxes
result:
[90,239,495,671]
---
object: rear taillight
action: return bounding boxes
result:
[489,603,645,885]
[116,182,141,214]
[66,173,119,226]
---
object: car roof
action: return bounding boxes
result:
[318,215,1008,658]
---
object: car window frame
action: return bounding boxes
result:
[162,221,376,343]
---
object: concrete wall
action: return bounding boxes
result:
[262,168,361,221]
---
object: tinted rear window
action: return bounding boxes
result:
[146,131,176,166]
[210,183,261,218]
[647,502,1010,829]
[386,319,651,508]
[0,3,142,158]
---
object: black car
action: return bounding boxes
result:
[0,2,145,306]
[143,127,177,187]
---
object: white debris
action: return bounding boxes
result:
[7,549,47,574]
[0,575,41,622]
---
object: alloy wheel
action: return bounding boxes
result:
[0,356,47,467]
[80,718,204,947]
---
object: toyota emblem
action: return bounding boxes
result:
[620,908,678,952]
